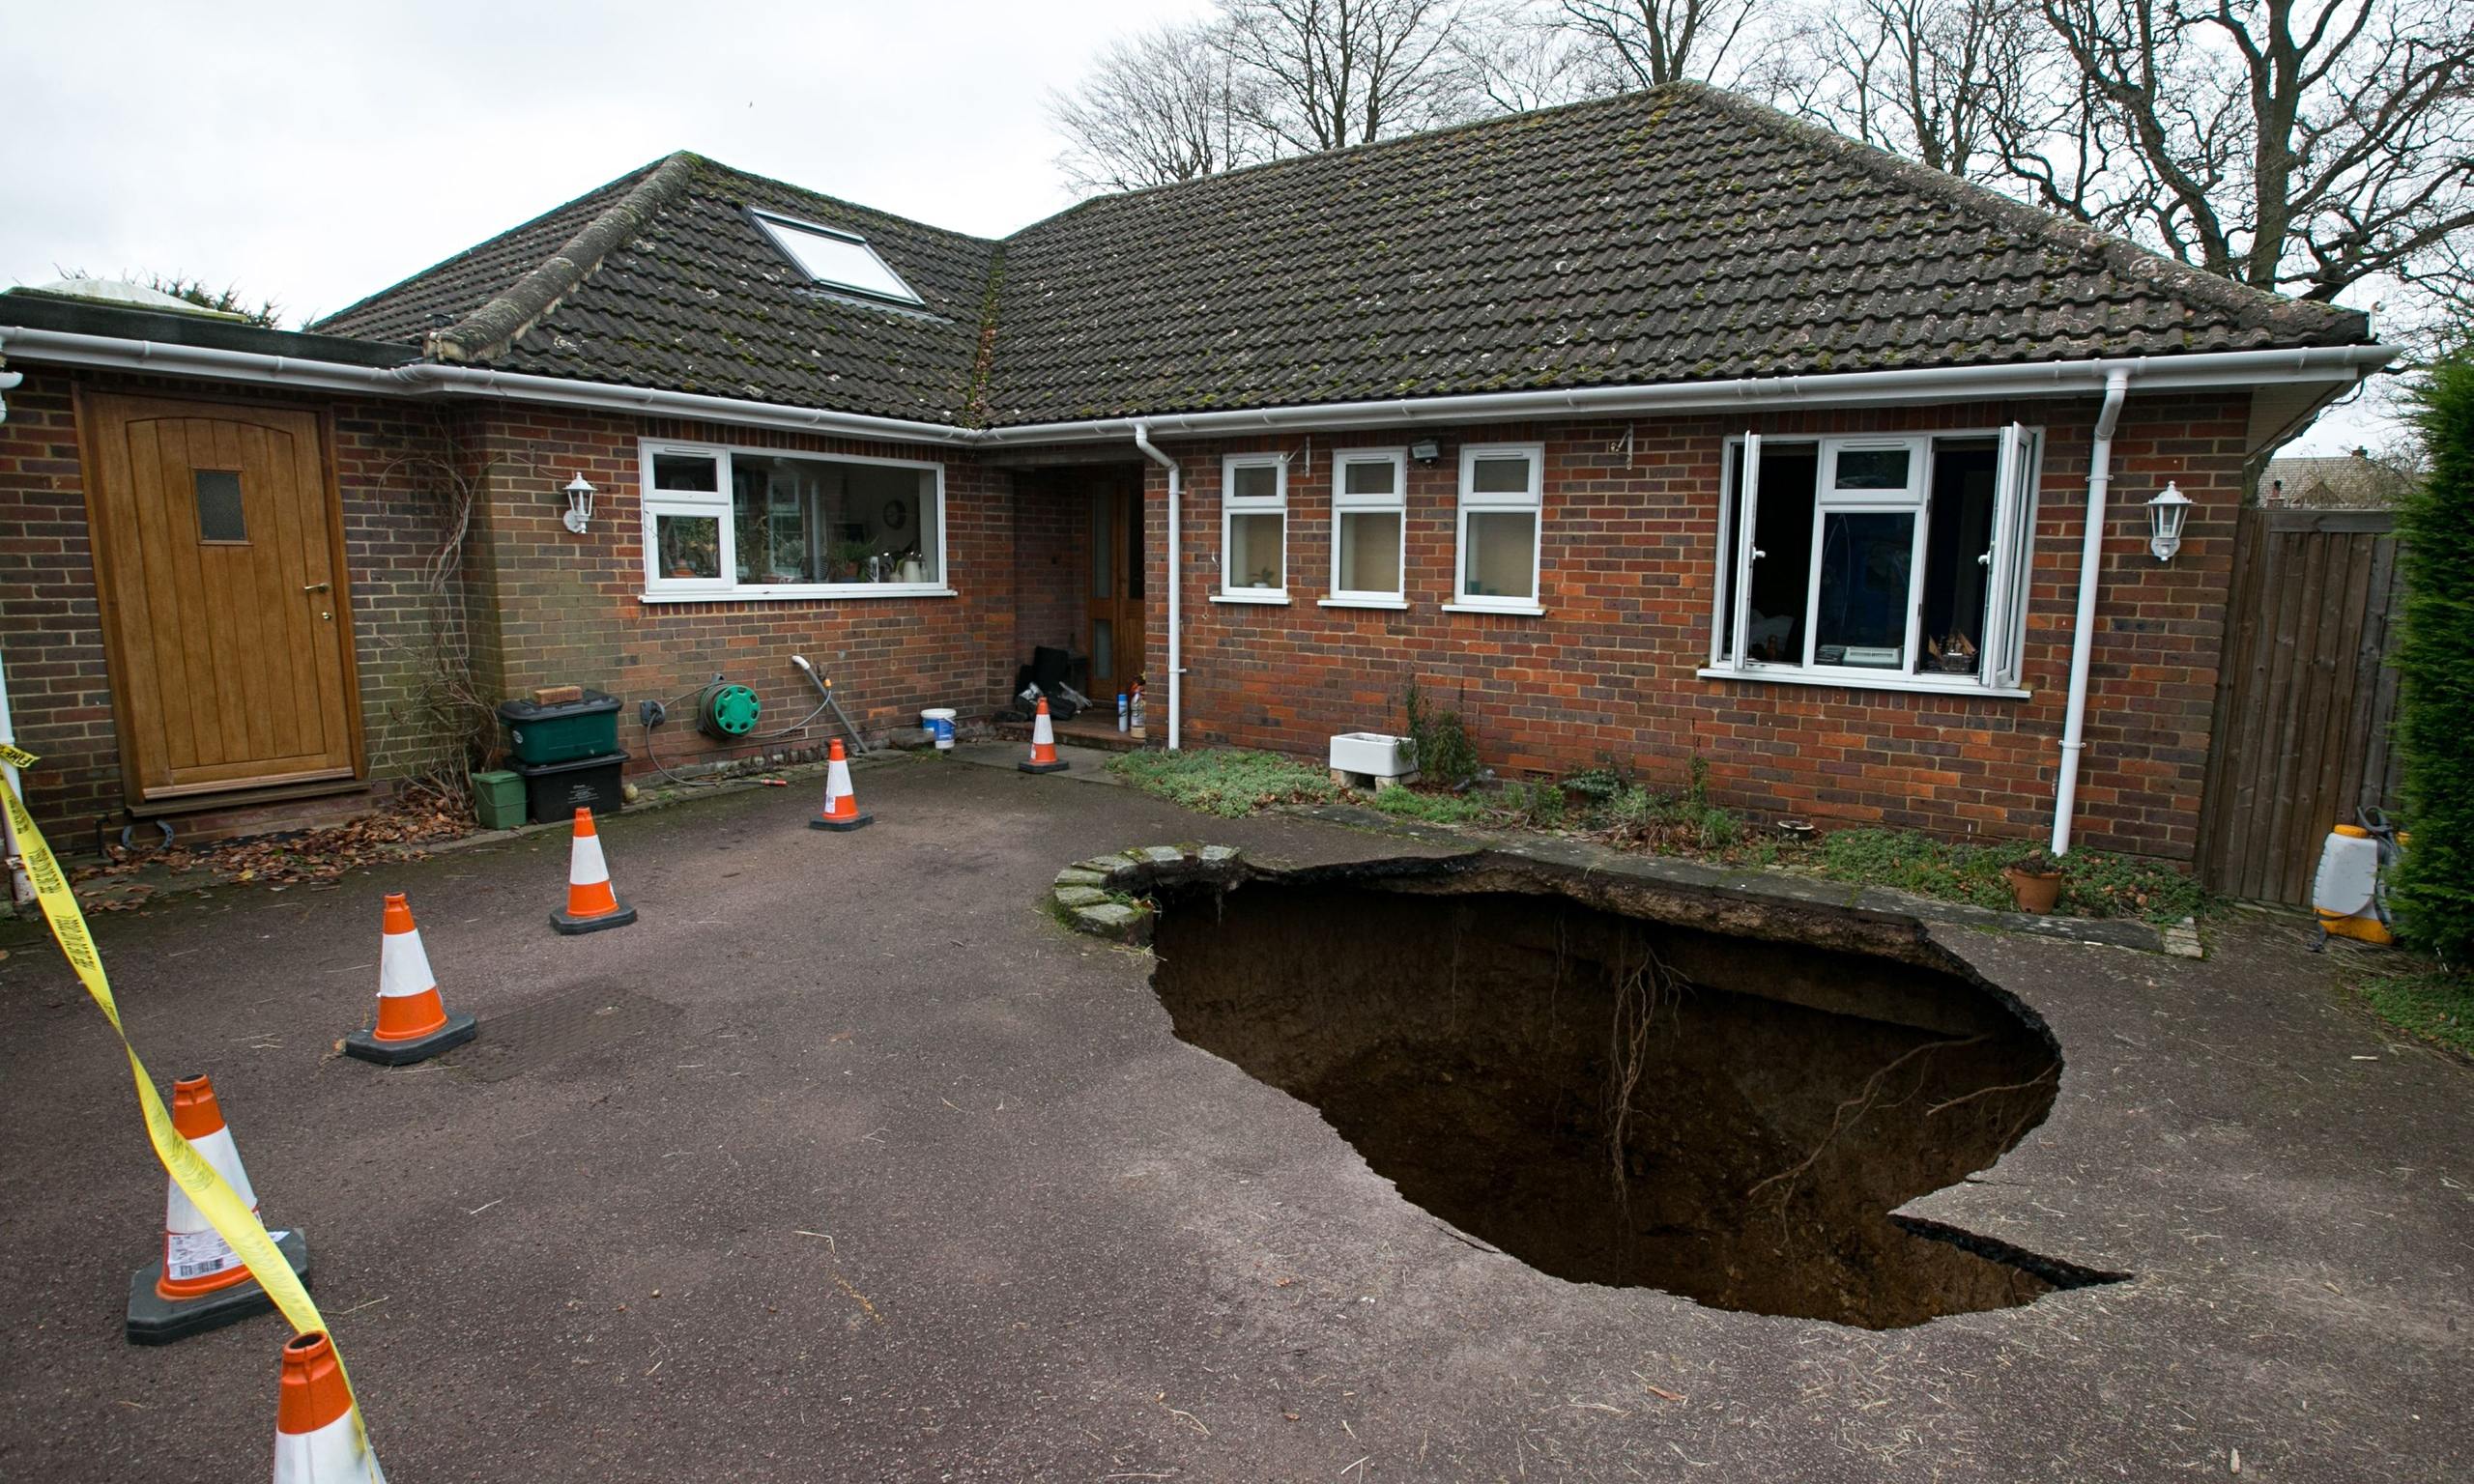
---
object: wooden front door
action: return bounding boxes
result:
[81,393,361,803]
[1085,470,1146,704]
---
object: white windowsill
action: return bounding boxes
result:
[1211,591,1292,606]
[1318,596,1409,610]
[1696,665,2032,700]
[1442,602,1546,617]
[641,585,959,604]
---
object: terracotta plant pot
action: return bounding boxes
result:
[2003,867,2063,915]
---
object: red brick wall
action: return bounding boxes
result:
[1140,393,2251,862]
[0,365,460,842]
[455,405,1016,777]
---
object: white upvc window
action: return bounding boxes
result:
[1325,447,1408,608]
[638,440,950,602]
[1449,442,1544,614]
[1219,452,1289,602]
[1706,424,2042,696]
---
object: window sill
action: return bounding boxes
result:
[1696,666,2031,700]
[640,585,959,604]
[1211,591,1292,606]
[1317,596,1409,611]
[1442,602,1545,617]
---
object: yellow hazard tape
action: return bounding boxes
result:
[0,744,374,1461]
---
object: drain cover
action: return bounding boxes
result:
[450,985,685,1083]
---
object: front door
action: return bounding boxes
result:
[1085,469,1146,704]
[81,392,361,802]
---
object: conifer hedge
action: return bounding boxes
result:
[2392,351,2474,961]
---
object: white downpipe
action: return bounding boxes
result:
[2051,369,2133,855]
[1131,423,1182,750]
[0,643,28,903]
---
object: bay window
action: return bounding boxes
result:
[640,441,946,600]
[1708,425,2039,693]
[1327,447,1407,606]
[1451,442,1544,614]
[1220,452,1288,601]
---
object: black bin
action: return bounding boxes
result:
[513,750,628,824]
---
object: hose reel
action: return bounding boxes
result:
[695,681,762,740]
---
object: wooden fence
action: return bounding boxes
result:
[2196,508,2405,905]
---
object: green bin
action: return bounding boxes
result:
[473,770,527,831]
[498,691,621,765]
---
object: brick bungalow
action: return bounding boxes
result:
[0,85,2386,866]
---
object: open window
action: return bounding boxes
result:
[1220,453,1288,601]
[1327,447,1407,606]
[1450,442,1544,614]
[748,211,924,306]
[1710,425,2041,693]
[640,441,948,601]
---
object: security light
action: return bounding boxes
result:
[2145,482,2191,561]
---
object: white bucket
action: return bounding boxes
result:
[919,707,957,750]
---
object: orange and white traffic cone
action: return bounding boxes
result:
[551,806,637,934]
[810,737,873,832]
[1019,696,1069,774]
[272,1330,385,1483]
[345,893,477,1067]
[126,1073,311,1345]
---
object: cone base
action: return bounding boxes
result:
[1018,759,1071,774]
[551,896,638,935]
[809,813,874,832]
[344,1008,477,1068]
[126,1228,309,1346]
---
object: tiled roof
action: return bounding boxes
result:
[315,84,2371,430]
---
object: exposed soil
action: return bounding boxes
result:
[1150,865,2121,1328]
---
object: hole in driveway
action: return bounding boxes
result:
[1149,861,2123,1329]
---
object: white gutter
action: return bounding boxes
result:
[2051,369,2133,855]
[0,324,2391,449]
[1131,423,1182,750]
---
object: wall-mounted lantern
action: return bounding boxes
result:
[2145,481,2191,562]
[0,369,21,426]
[561,473,596,534]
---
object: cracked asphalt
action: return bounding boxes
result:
[0,754,2465,1481]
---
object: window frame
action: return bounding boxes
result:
[637,437,953,603]
[1217,451,1291,604]
[1447,442,1546,615]
[1323,446,1410,609]
[745,209,925,306]
[1704,425,2043,697]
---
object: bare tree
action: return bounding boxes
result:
[1552,0,1774,89]
[2029,0,2474,310]
[1795,0,2039,179]
[1217,0,1486,153]
[1453,3,1612,112]
[1050,21,1274,192]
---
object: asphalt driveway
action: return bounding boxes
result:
[0,755,2464,1481]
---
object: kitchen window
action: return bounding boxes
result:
[1448,442,1543,614]
[1706,425,2041,694]
[1219,452,1288,602]
[639,441,948,600]
[1325,448,1407,607]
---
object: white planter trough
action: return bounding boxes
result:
[1329,732,1419,792]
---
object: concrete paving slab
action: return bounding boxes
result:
[0,760,2462,1481]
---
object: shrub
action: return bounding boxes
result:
[1403,679,1480,789]
[2393,350,2474,962]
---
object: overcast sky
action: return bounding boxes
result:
[3,0,2386,451]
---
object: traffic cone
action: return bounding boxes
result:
[810,737,873,831]
[126,1073,311,1345]
[272,1331,385,1483]
[344,893,477,1066]
[551,807,637,934]
[1019,696,1069,774]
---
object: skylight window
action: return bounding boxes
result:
[748,211,922,305]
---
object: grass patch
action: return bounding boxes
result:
[1108,748,1338,817]
[1806,829,2212,923]
[2345,961,2474,1058]
[1369,786,1495,823]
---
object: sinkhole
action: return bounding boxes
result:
[1148,858,2123,1329]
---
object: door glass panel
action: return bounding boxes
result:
[1745,448,1818,664]
[1463,510,1537,600]
[1338,510,1402,593]
[1228,512,1283,590]
[194,470,246,542]
[1918,442,1999,674]
[1093,618,1114,680]
[1832,447,1912,492]
[1814,511,1915,668]
[1090,490,1113,599]
[1125,488,1144,601]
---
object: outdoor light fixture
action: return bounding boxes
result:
[1409,439,1442,464]
[2145,481,2192,561]
[0,368,19,426]
[561,473,596,534]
